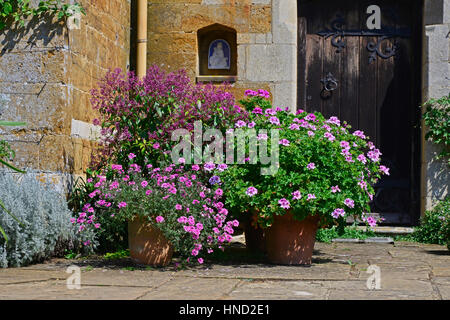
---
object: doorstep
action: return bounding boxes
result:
[331,237,394,244]
[354,226,415,235]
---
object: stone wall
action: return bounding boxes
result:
[147,0,297,110]
[421,0,450,212]
[0,0,131,193]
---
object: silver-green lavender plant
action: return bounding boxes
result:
[0,117,26,242]
[0,172,76,268]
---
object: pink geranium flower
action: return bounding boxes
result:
[246,187,258,197]
[269,116,280,125]
[344,198,355,208]
[379,165,390,175]
[292,190,302,200]
[331,185,341,193]
[156,216,165,223]
[278,198,290,209]
[331,208,345,218]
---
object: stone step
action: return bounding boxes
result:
[354,226,415,235]
[332,237,394,244]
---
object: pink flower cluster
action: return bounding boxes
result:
[90,65,248,168]
[244,89,270,99]
[73,162,239,264]
[332,208,345,219]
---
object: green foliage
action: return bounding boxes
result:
[122,266,135,271]
[67,168,128,253]
[68,172,94,215]
[315,225,376,243]
[422,95,450,166]
[103,249,130,260]
[64,250,78,259]
[410,197,450,246]
[0,0,85,30]
[217,93,386,229]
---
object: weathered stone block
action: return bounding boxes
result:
[180,4,251,33]
[237,44,247,80]
[423,25,450,63]
[246,44,296,82]
[39,135,74,173]
[147,51,197,79]
[147,33,197,54]
[6,141,40,170]
[72,137,83,174]
[148,4,183,33]
[272,0,297,44]
[273,81,297,112]
[237,33,252,44]
[250,5,271,33]
[0,83,69,133]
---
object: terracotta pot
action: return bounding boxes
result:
[128,217,174,266]
[265,213,320,265]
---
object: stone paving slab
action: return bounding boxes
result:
[0,281,151,300]
[0,269,67,285]
[0,241,448,300]
[80,269,175,288]
[327,289,438,300]
[227,280,330,300]
[175,263,355,281]
[139,277,241,300]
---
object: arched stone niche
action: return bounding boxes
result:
[197,24,237,83]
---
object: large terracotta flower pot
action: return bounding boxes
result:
[128,217,174,266]
[265,213,320,265]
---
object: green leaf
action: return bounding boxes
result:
[0,158,26,173]
[3,2,12,14]
[0,198,23,226]
[0,121,26,126]
[0,225,8,242]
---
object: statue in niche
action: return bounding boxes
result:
[208,39,230,70]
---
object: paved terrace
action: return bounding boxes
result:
[0,239,449,300]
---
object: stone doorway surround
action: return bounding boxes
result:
[421,0,450,214]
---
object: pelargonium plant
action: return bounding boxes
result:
[90,65,248,171]
[213,90,389,229]
[72,157,239,264]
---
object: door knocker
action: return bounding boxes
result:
[320,72,338,99]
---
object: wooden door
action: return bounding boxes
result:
[298,0,422,225]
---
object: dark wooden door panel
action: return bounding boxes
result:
[298,0,422,225]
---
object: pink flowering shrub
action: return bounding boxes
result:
[90,65,247,170]
[214,92,389,229]
[72,159,239,264]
